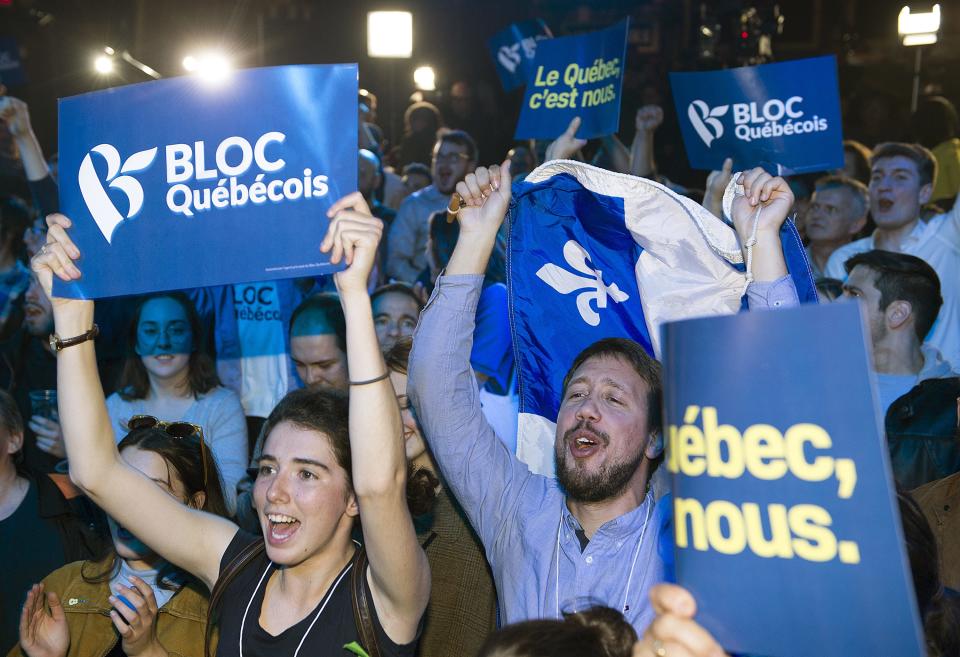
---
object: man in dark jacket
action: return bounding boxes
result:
[842,249,960,489]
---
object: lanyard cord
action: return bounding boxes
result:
[238,560,354,657]
[553,496,654,618]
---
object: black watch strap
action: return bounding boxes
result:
[50,324,99,352]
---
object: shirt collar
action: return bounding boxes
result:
[561,489,657,540]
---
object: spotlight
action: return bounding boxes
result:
[94,55,114,74]
[367,11,413,58]
[413,66,435,91]
[183,51,232,83]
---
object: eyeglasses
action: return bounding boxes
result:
[434,152,470,165]
[127,415,209,487]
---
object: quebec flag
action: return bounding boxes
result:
[508,160,817,475]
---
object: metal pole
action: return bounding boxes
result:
[911,46,922,113]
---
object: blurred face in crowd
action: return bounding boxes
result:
[388,370,427,463]
[254,421,357,564]
[290,334,348,392]
[508,146,536,178]
[402,171,431,196]
[358,150,381,201]
[450,81,473,119]
[869,156,932,232]
[373,292,419,350]
[554,355,660,503]
[842,265,887,346]
[24,275,53,338]
[806,187,866,243]
[432,140,475,195]
[111,446,197,568]
[136,297,193,384]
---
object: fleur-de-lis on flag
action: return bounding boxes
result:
[535,240,629,327]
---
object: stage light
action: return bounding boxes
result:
[94,55,114,74]
[367,11,413,58]
[898,4,940,42]
[903,33,937,46]
[183,51,232,83]
[413,65,435,91]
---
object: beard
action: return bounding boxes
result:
[555,421,646,503]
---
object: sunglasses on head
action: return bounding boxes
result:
[127,414,209,487]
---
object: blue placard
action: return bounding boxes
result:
[0,38,27,87]
[514,19,628,140]
[661,302,925,657]
[56,64,356,299]
[669,56,844,175]
[487,20,553,91]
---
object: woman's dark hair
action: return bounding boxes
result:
[384,338,438,518]
[118,292,220,400]
[899,490,960,656]
[83,426,229,590]
[428,210,506,285]
[0,389,25,472]
[815,277,844,302]
[478,606,637,657]
[260,387,352,493]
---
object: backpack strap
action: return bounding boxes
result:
[205,537,266,657]
[350,545,383,657]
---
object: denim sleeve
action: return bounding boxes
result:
[407,274,536,546]
[746,275,800,309]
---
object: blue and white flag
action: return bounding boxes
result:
[507,161,816,474]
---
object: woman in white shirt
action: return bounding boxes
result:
[105,292,247,514]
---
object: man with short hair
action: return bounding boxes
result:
[408,162,800,632]
[805,175,868,278]
[826,142,960,366]
[386,130,478,282]
[842,249,960,489]
[288,294,349,392]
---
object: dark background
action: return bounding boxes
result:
[2,0,958,186]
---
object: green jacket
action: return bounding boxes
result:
[7,557,213,657]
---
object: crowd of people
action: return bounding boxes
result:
[0,57,959,657]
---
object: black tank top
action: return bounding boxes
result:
[215,530,418,657]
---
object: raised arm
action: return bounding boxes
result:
[0,96,49,182]
[408,161,548,546]
[32,215,237,590]
[629,105,663,179]
[322,193,429,642]
[731,168,800,309]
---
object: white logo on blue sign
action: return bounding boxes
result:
[78,144,158,244]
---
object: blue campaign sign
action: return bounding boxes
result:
[56,64,356,299]
[661,302,925,657]
[488,19,553,91]
[0,38,27,86]
[669,56,843,175]
[514,19,628,140]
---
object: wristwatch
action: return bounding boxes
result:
[49,324,99,352]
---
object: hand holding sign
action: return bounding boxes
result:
[634,585,728,657]
[322,192,383,296]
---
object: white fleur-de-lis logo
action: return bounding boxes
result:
[535,240,629,327]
